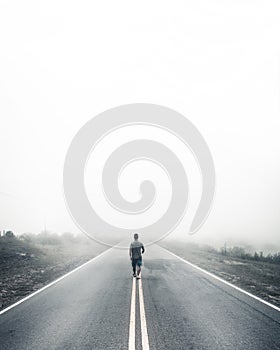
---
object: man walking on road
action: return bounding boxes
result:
[129,233,145,279]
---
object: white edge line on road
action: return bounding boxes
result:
[138,278,150,350]
[161,246,280,313]
[0,247,113,316]
[128,277,136,350]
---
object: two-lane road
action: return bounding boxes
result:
[0,245,279,350]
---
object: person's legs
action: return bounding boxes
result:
[136,257,142,277]
[132,259,136,276]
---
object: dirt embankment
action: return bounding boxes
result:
[0,235,107,311]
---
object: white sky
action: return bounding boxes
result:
[0,1,280,248]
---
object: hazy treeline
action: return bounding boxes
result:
[164,240,280,266]
[0,231,90,246]
[219,245,280,265]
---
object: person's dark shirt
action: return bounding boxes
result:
[130,240,145,259]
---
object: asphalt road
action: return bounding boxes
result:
[0,244,279,350]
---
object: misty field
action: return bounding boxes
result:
[160,240,280,308]
[0,232,107,311]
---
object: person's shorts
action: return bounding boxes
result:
[132,257,142,267]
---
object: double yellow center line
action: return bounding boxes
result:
[129,277,150,350]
